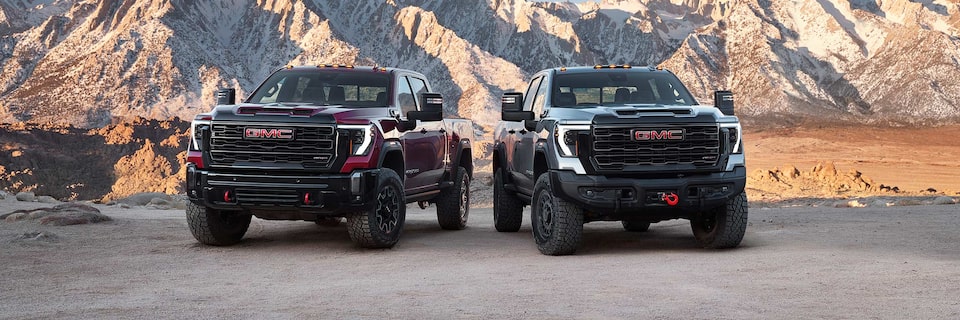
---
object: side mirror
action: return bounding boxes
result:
[217,88,236,105]
[407,93,443,122]
[501,92,534,121]
[523,120,538,132]
[714,90,734,116]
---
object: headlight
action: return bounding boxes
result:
[555,124,590,157]
[190,118,210,151]
[339,124,375,156]
[721,123,742,154]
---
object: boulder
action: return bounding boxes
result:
[146,197,173,210]
[869,199,890,208]
[15,191,36,202]
[12,231,59,242]
[894,199,922,206]
[2,203,112,225]
[36,196,60,204]
[116,192,171,206]
[932,196,956,205]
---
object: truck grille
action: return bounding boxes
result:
[208,123,337,169]
[592,124,720,171]
[234,187,299,206]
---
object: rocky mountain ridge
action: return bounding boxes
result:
[0,0,957,129]
[0,117,187,201]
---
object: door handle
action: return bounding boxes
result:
[420,128,428,134]
[519,129,528,134]
[439,128,446,134]
[507,130,516,134]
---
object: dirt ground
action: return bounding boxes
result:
[745,125,960,195]
[1,196,958,319]
[2,124,960,318]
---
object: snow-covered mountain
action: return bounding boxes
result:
[1,0,959,129]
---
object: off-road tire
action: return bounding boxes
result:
[186,202,251,246]
[691,191,748,249]
[493,168,523,232]
[436,167,469,230]
[621,220,651,232]
[346,169,406,248]
[531,174,583,255]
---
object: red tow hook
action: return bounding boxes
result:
[663,193,679,206]
[223,190,231,202]
[304,192,311,205]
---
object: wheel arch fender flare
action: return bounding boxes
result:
[450,138,473,179]
[377,139,405,178]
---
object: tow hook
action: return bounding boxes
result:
[662,193,679,206]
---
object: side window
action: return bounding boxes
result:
[397,76,417,117]
[531,76,549,117]
[523,76,543,112]
[408,77,428,109]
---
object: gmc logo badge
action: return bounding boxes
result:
[633,129,684,141]
[244,128,294,140]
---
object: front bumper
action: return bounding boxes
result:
[549,166,746,221]
[186,164,380,219]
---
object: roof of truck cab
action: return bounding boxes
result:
[543,66,672,74]
[277,65,424,77]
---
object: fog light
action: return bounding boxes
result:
[350,172,363,195]
[585,190,595,198]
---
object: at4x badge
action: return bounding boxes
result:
[633,129,684,141]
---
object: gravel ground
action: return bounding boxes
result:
[1,197,959,319]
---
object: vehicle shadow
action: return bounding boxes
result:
[575,221,761,255]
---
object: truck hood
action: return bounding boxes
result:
[204,103,393,124]
[547,104,738,124]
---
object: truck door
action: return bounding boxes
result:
[511,75,548,195]
[399,76,446,195]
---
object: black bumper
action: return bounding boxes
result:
[549,166,746,221]
[186,164,380,218]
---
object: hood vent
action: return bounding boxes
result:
[237,106,317,117]
[614,107,693,117]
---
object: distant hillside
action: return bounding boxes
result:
[1,0,959,128]
[0,118,188,201]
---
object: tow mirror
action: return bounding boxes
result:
[714,90,734,116]
[217,88,236,105]
[408,93,443,122]
[501,92,534,121]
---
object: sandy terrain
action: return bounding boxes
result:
[1,196,958,319]
[746,125,960,195]
[2,124,959,318]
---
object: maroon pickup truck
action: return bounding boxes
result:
[185,65,474,248]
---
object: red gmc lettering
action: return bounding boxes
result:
[244,128,293,139]
[634,129,682,141]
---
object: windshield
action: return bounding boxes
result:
[552,72,696,107]
[247,70,390,107]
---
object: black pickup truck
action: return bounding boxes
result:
[185,65,474,248]
[493,65,746,255]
